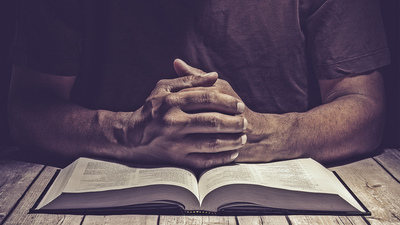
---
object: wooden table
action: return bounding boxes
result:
[1,146,400,225]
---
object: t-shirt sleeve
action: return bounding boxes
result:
[11,0,83,76]
[306,0,391,80]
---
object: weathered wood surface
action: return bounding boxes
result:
[0,157,44,223]
[82,215,159,225]
[237,215,290,224]
[374,148,400,181]
[1,166,83,225]
[0,148,399,225]
[288,215,368,225]
[329,152,400,225]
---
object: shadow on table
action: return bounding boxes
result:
[1,146,77,168]
[1,145,386,170]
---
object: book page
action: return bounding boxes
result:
[36,159,80,209]
[198,158,363,211]
[63,158,199,199]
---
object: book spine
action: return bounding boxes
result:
[184,210,217,215]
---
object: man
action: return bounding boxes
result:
[8,0,390,168]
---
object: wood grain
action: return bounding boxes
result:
[288,215,367,225]
[329,157,400,224]
[237,215,289,224]
[82,215,158,225]
[3,166,84,225]
[286,150,400,225]
[1,148,399,224]
[374,149,400,182]
[0,159,43,224]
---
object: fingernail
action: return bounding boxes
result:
[241,134,247,145]
[231,151,239,160]
[237,102,245,113]
[243,118,248,130]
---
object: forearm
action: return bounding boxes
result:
[8,91,140,161]
[297,94,383,162]
[241,96,383,163]
[238,72,385,164]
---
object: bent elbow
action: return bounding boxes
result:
[358,103,385,156]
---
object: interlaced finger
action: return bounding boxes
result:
[185,150,240,169]
[153,74,218,96]
[183,133,247,153]
[175,112,247,134]
[165,90,245,115]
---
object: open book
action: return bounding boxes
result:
[31,158,369,215]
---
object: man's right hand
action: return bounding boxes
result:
[128,65,247,169]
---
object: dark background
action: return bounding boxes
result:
[0,1,399,148]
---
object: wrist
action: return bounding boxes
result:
[240,108,304,162]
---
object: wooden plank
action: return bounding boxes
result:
[3,166,84,224]
[374,149,400,182]
[0,159,44,224]
[288,154,400,224]
[82,215,158,225]
[329,158,400,224]
[159,216,237,225]
[237,216,289,225]
[288,215,367,225]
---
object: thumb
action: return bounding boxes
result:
[173,59,208,77]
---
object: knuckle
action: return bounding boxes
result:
[181,75,196,85]
[208,138,219,150]
[156,79,168,88]
[200,91,216,104]
[162,113,177,126]
[193,141,202,150]
[163,112,186,128]
[192,115,220,129]
[156,79,174,92]
[143,97,154,110]
[208,116,221,129]
[202,160,214,169]
[164,93,179,107]
[197,158,215,169]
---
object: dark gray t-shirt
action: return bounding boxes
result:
[12,0,390,113]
